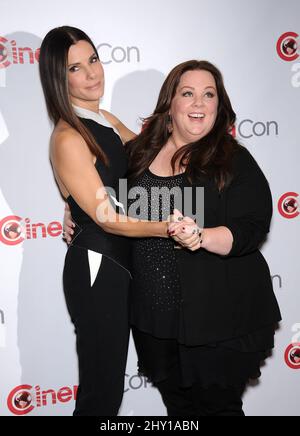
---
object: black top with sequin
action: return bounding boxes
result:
[129,165,277,354]
[129,169,186,338]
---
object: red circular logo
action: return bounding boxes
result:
[7,385,34,415]
[0,37,10,69]
[277,32,299,62]
[0,216,25,246]
[278,192,299,219]
[285,343,300,370]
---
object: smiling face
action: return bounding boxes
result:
[67,40,104,110]
[169,69,219,145]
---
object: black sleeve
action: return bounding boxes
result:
[224,147,273,257]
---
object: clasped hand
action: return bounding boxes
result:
[63,204,202,251]
[167,209,202,252]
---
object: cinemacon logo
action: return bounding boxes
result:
[285,324,300,370]
[7,375,149,415]
[276,32,300,88]
[278,192,299,219]
[96,43,140,65]
[277,32,299,62]
[0,215,62,246]
[0,36,140,69]
[7,385,78,415]
[0,36,40,69]
[231,119,278,139]
[285,344,300,370]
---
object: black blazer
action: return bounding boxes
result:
[176,146,281,346]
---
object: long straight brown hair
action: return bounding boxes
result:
[39,26,108,165]
[126,60,241,190]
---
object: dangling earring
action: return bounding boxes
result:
[167,114,173,133]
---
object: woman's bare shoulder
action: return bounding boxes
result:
[51,120,85,150]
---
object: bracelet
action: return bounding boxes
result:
[165,221,171,237]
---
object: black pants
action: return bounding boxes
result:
[63,246,131,416]
[155,363,245,417]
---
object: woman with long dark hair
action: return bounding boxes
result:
[39,26,198,416]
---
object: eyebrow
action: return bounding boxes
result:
[68,52,97,67]
[180,85,216,91]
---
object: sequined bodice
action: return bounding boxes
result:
[129,169,186,337]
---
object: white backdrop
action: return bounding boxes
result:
[0,0,299,416]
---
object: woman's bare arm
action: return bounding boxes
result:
[52,128,169,238]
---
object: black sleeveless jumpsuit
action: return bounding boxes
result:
[63,117,131,416]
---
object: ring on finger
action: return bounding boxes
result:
[192,227,201,235]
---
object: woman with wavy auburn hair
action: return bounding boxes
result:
[125,60,281,416]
